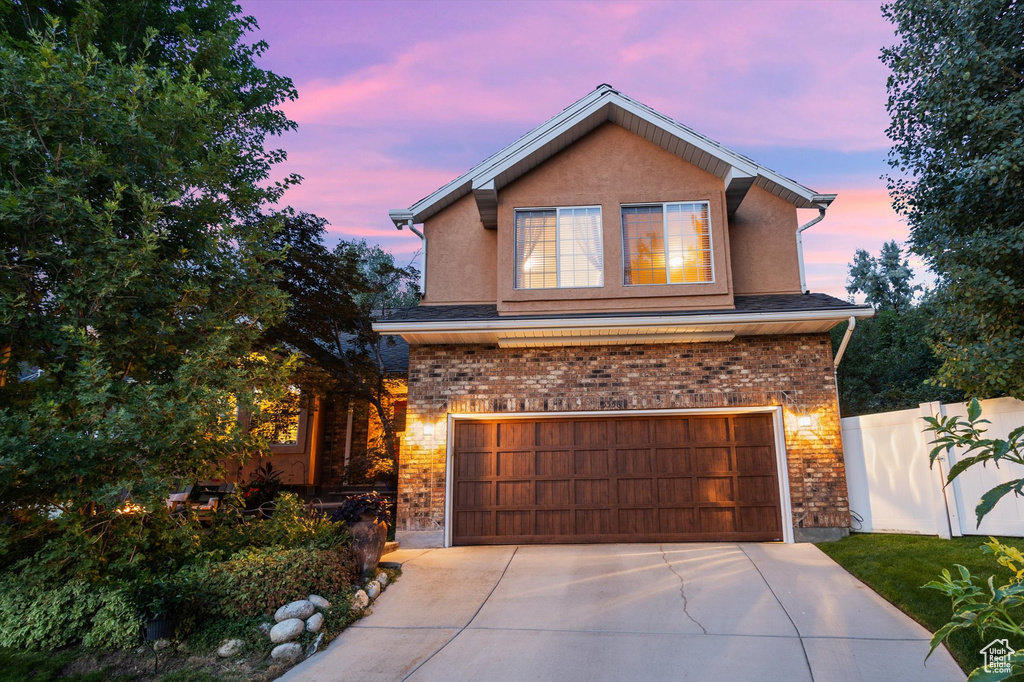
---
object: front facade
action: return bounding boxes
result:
[376,85,873,546]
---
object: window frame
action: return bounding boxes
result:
[620,200,716,287]
[513,205,605,290]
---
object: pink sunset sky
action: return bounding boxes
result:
[241,0,918,298]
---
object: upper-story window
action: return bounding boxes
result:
[622,202,714,285]
[514,206,604,289]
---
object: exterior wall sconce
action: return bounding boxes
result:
[422,422,435,437]
[797,415,813,429]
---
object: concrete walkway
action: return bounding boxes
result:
[280,543,965,682]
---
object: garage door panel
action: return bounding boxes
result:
[654,448,692,473]
[619,508,657,534]
[660,507,699,533]
[736,445,775,471]
[537,421,574,446]
[497,451,533,476]
[695,446,732,472]
[658,477,694,504]
[452,414,783,545]
[536,480,570,505]
[537,509,571,535]
[616,448,653,474]
[498,422,535,448]
[689,417,730,443]
[576,508,613,535]
[456,422,492,449]
[496,480,531,506]
[697,476,735,503]
[575,450,611,475]
[574,420,610,445]
[456,451,493,479]
[618,478,654,505]
[536,450,571,476]
[455,481,491,507]
[615,419,651,445]
[496,510,531,535]
[576,479,611,505]
[700,507,737,533]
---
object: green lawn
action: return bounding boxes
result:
[816,533,1024,673]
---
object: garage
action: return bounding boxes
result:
[450,413,785,545]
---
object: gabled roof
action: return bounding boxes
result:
[390,84,835,230]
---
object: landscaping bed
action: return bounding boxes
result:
[816,532,1024,673]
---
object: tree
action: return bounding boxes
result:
[882,0,1024,400]
[262,212,419,485]
[845,240,919,312]
[0,2,297,578]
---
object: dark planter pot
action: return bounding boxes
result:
[350,516,388,580]
[144,615,176,642]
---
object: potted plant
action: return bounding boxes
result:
[331,492,391,578]
[238,461,283,515]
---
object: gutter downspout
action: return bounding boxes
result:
[343,400,354,472]
[397,218,426,298]
[796,208,826,294]
[833,316,857,369]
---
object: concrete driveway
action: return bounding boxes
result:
[281,543,965,682]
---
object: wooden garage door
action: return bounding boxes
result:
[451,414,783,545]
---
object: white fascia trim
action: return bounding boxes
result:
[442,405,795,547]
[373,306,875,335]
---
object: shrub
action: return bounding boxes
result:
[330,492,391,525]
[184,545,359,619]
[0,580,139,650]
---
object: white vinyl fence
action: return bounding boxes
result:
[842,397,1024,538]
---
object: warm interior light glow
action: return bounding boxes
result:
[523,255,539,271]
[669,255,683,267]
[115,501,147,515]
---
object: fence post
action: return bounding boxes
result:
[920,401,960,538]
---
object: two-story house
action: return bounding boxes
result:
[376,85,873,547]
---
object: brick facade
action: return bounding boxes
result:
[399,334,849,536]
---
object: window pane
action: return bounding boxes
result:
[557,207,603,287]
[515,210,557,289]
[622,206,667,285]
[665,202,713,283]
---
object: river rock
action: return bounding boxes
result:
[275,599,315,622]
[308,594,331,610]
[217,638,245,658]
[375,571,389,588]
[271,642,303,661]
[365,580,381,600]
[270,618,305,644]
[306,612,324,633]
[350,589,369,612]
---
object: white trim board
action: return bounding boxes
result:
[442,406,795,547]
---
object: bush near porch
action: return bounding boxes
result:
[816,533,1024,673]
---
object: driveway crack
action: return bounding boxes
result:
[659,544,707,635]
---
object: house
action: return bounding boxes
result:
[374,85,874,547]
[223,335,410,499]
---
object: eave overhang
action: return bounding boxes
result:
[389,84,832,231]
[373,306,874,348]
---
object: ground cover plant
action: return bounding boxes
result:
[817,533,1024,673]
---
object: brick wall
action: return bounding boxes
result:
[400,334,849,534]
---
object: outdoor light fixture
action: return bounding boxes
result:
[422,422,435,437]
[798,415,813,429]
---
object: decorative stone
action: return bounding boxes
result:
[305,632,324,658]
[271,642,303,661]
[350,589,369,612]
[305,612,324,633]
[217,638,245,658]
[152,638,171,651]
[275,599,315,622]
[308,594,331,610]
[375,571,389,588]
[365,580,381,600]
[270,618,305,644]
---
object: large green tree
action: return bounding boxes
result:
[845,240,920,312]
[882,0,1024,399]
[0,1,297,577]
